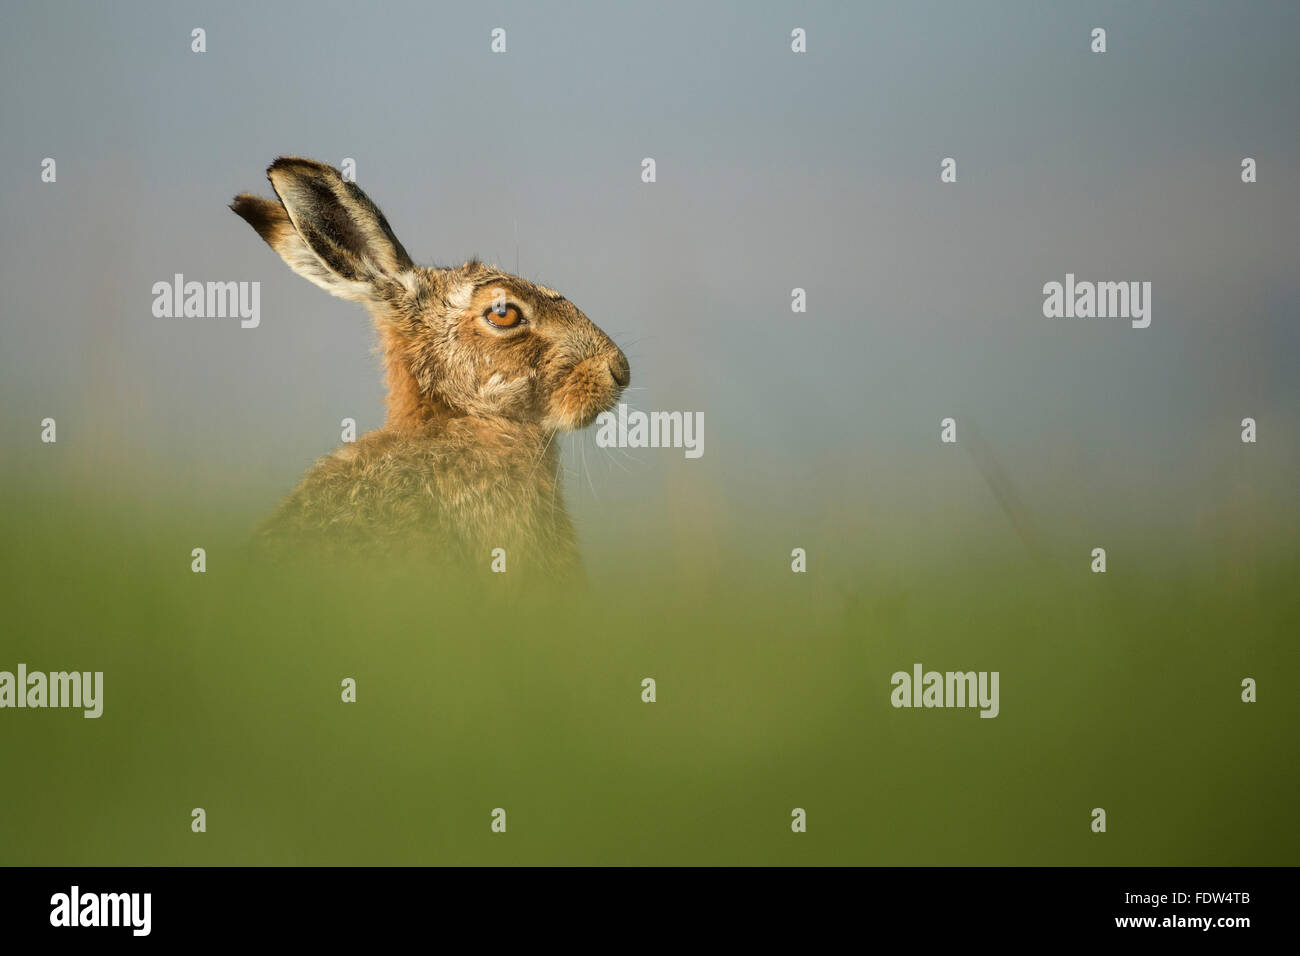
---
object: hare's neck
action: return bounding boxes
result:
[377,326,458,430]
[373,327,561,483]
[384,361,458,429]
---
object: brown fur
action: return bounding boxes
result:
[231,158,628,579]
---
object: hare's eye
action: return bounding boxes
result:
[484,304,525,329]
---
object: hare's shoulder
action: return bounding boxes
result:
[340,418,551,479]
[256,419,571,570]
[286,419,553,507]
[259,432,441,539]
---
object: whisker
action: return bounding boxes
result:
[581,434,598,500]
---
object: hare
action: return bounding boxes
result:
[231,158,629,580]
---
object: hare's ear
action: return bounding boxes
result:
[230,157,413,303]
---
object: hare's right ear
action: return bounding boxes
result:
[230,157,414,303]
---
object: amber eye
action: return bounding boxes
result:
[484,303,525,329]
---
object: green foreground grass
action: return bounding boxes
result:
[0,486,1295,866]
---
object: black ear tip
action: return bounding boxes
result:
[230,193,284,241]
[229,193,259,218]
[267,155,335,180]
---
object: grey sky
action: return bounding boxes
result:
[2,1,1296,562]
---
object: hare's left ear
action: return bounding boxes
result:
[231,156,413,303]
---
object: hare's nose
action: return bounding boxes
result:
[608,352,630,388]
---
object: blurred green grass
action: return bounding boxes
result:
[0,482,1295,866]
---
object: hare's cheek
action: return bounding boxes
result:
[494,376,536,413]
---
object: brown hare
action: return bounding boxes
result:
[231,158,629,580]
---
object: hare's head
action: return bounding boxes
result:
[232,158,629,431]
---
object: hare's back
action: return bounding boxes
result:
[258,421,567,562]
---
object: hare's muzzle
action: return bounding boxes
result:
[549,343,630,431]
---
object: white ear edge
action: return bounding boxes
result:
[279,233,376,303]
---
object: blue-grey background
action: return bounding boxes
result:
[2,0,1297,571]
